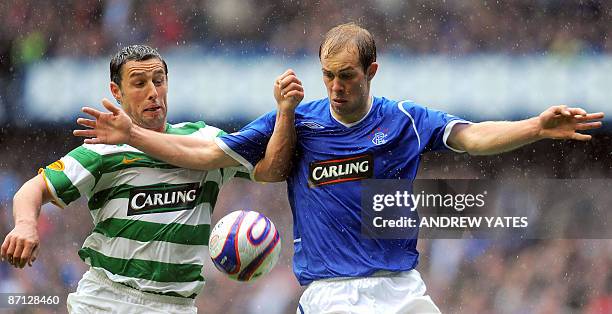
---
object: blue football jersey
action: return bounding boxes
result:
[215,96,469,285]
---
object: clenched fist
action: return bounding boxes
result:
[274,69,304,112]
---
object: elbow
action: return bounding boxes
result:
[12,189,22,206]
[452,131,490,156]
[463,145,485,156]
[13,180,32,203]
[462,143,490,156]
[463,141,504,156]
[253,171,289,183]
[12,182,35,210]
[253,163,292,182]
[257,177,287,183]
[269,172,290,182]
[449,123,494,156]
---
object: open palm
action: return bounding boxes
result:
[73,98,133,145]
[538,105,604,141]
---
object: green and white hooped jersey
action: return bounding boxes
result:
[40,121,249,298]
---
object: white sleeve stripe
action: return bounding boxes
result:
[397,101,421,150]
[213,137,254,172]
[443,120,473,153]
[191,126,221,139]
[63,155,96,198]
[170,122,188,128]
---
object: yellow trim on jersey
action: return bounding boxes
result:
[38,168,66,209]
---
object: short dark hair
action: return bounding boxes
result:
[110,45,168,87]
[319,23,376,72]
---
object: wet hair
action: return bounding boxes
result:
[110,45,168,87]
[319,22,376,72]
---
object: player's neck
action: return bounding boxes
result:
[331,95,372,125]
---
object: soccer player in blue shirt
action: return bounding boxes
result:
[75,23,604,313]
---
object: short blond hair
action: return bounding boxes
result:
[319,22,376,71]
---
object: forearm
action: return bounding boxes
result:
[453,118,542,155]
[253,109,296,182]
[129,125,237,170]
[2,174,47,267]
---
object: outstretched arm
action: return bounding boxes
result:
[1,174,51,268]
[448,105,604,155]
[74,99,239,170]
[74,70,303,181]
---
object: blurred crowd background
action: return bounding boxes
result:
[1,0,611,313]
[1,0,610,60]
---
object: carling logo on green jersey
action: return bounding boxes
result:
[128,183,200,215]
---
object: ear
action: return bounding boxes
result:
[110,82,122,104]
[366,62,378,81]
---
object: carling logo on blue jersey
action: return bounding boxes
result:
[308,153,373,187]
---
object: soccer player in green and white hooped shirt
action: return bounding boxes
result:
[0,45,304,313]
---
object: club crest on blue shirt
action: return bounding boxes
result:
[368,128,389,146]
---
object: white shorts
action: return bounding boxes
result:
[297,269,441,314]
[67,268,197,314]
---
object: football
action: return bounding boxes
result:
[209,210,282,281]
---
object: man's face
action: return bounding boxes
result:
[321,47,376,122]
[111,58,168,132]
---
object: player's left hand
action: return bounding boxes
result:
[538,105,604,141]
[73,98,133,144]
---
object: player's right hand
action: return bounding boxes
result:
[1,223,40,268]
[274,69,304,111]
[74,98,133,145]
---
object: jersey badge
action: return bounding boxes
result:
[47,160,65,171]
[368,128,389,146]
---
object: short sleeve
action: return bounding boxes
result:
[40,146,101,208]
[399,101,471,153]
[214,111,276,172]
[181,122,252,181]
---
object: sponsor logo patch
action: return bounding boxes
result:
[301,121,325,129]
[308,153,373,187]
[122,156,143,164]
[127,182,200,215]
